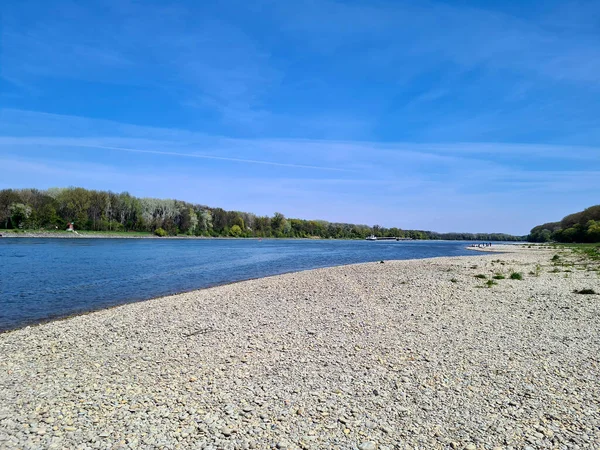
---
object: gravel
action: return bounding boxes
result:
[1,245,599,449]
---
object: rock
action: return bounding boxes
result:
[359,442,377,450]
[365,421,377,430]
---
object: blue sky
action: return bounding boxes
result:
[1,0,599,234]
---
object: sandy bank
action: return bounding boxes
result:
[0,246,598,449]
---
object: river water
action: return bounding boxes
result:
[0,238,490,331]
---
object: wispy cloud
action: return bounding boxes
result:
[70,144,353,172]
[268,0,600,85]
[1,2,280,128]
[3,1,599,141]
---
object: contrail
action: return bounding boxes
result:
[76,144,352,172]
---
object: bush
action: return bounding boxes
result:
[154,227,168,237]
[492,273,505,280]
[485,280,497,288]
[510,272,523,280]
[229,224,243,237]
[474,274,487,279]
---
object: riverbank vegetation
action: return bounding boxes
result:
[0,187,524,240]
[528,205,600,243]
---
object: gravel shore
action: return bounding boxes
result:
[1,245,599,450]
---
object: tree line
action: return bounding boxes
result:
[0,187,524,241]
[528,205,600,243]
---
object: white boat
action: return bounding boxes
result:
[365,234,377,240]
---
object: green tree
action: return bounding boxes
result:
[0,190,20,228]
[197,210,213,235]
[560,227,578,243]
[162,217,179,236]
[154,227,167,237]
[232,215,245,231]
[211,208,227,233]
[9,203,32,229]
[229,224,243,237]
[586,220,600,242]
[254,216,272,237]
[180,207,198,234]
[271,212,286,236]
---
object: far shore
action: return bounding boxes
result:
[0,230,526,242]
[1,244,597,448]
[0,231,315,240]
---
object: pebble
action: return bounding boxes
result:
[0,246,598,449]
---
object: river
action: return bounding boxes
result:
[0,238,494,331]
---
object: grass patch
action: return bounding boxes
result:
[550,268,560,273]
[474,274,487,279]
[509,272,523,280]
[485,279,497,288]
[552,254,560,261]
[554,243,600,262]
[573,289,596,295]
[492,273,505,280]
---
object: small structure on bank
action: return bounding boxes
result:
[66,222,79,235]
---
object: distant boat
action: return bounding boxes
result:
[366,235,414,241]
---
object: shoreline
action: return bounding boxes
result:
[0,232,255,239]
[1,248,503,334]
[1,246,598,448]
[0,231,527,242]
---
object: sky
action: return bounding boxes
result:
[1,0,599,235]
